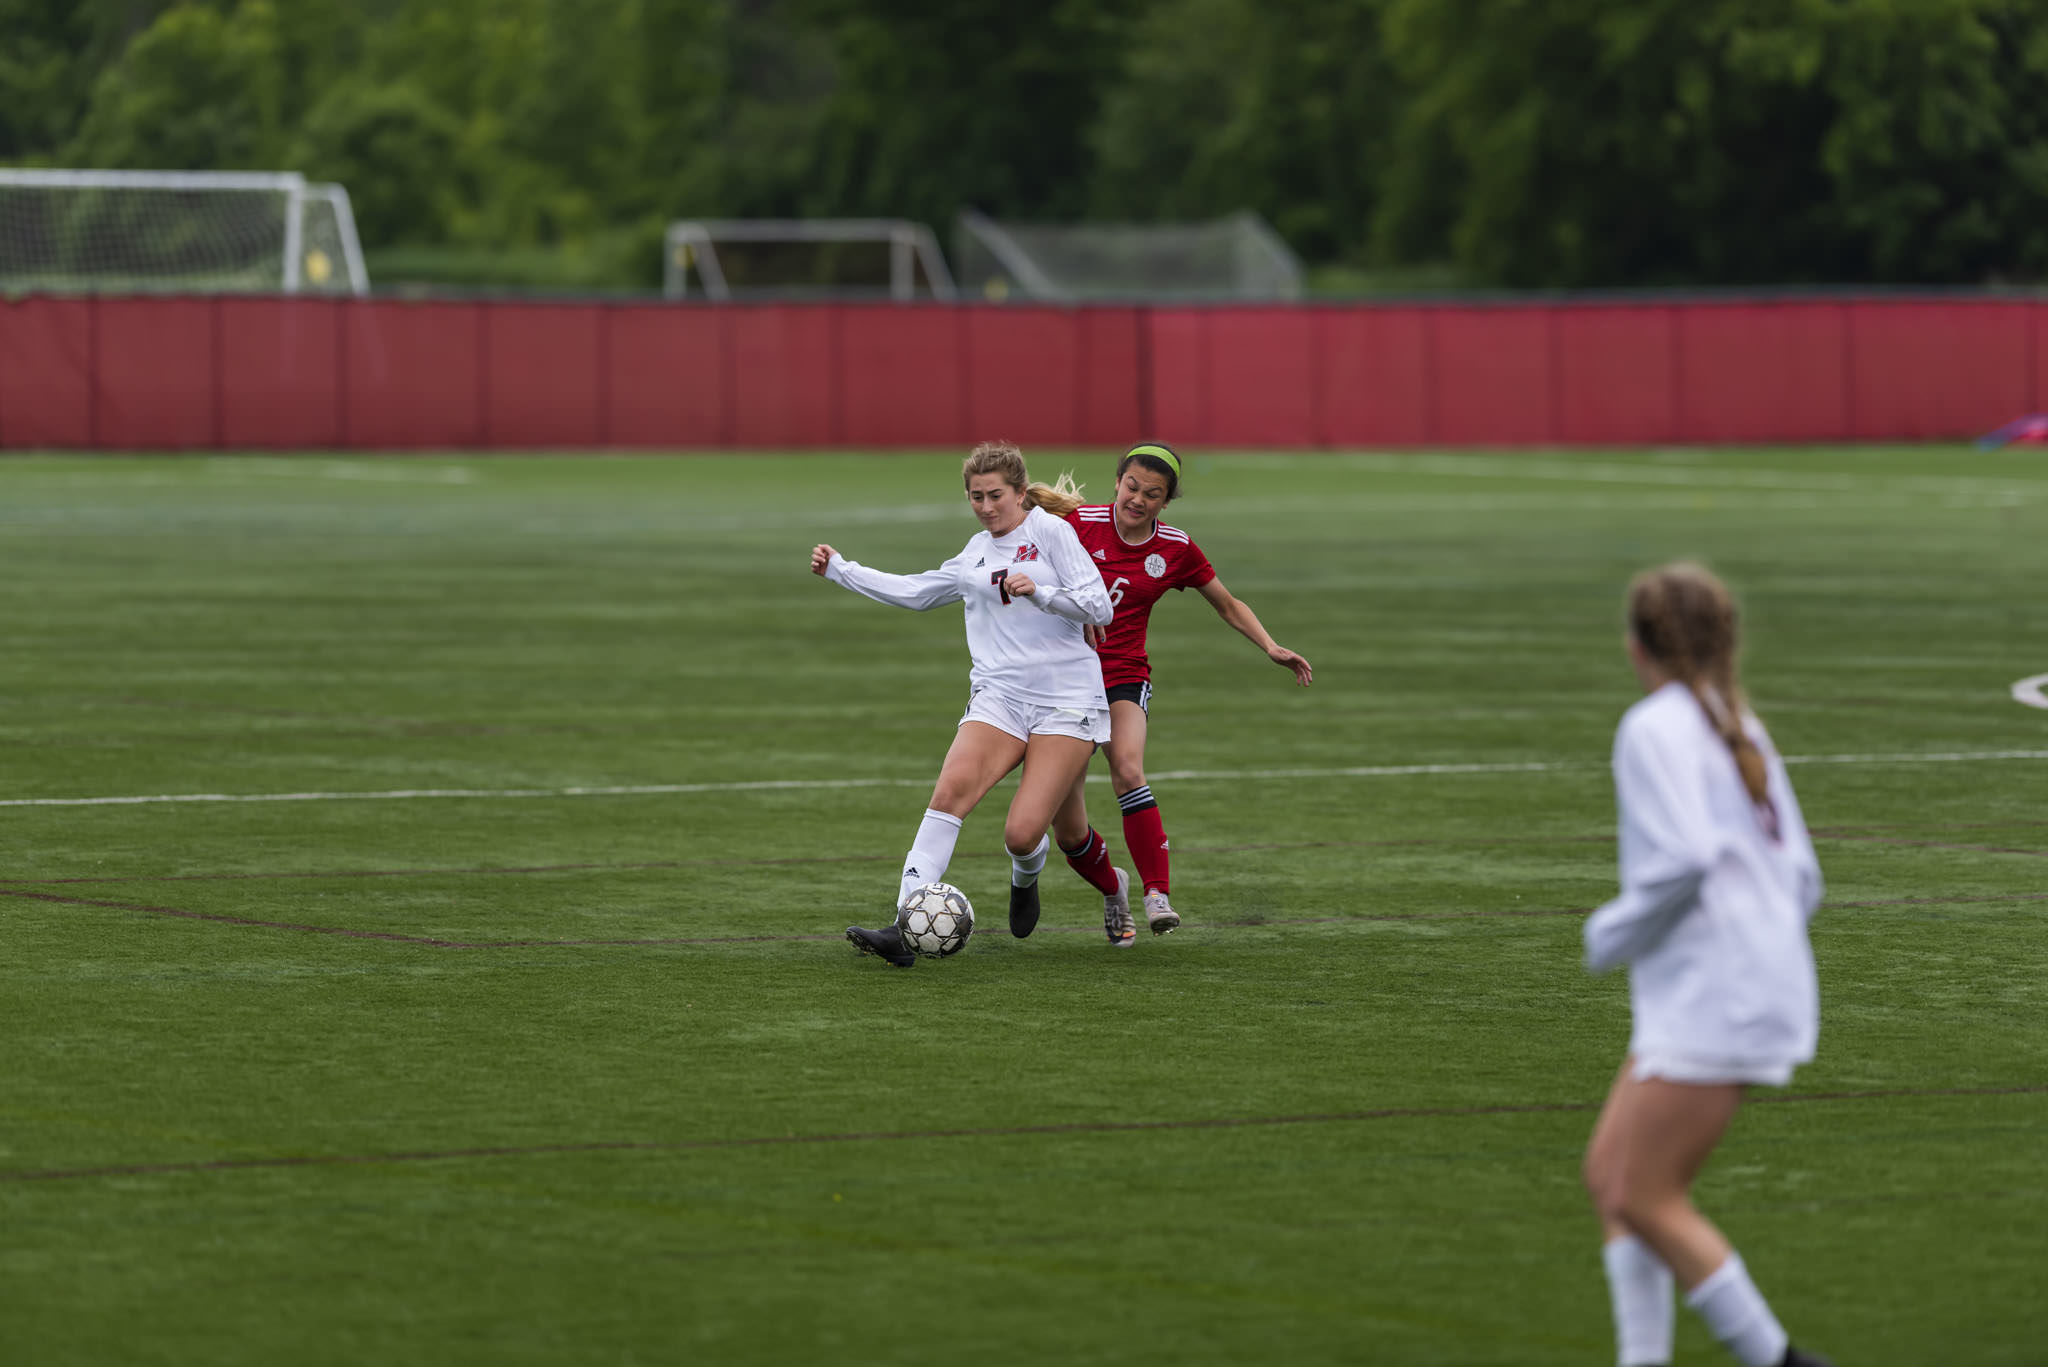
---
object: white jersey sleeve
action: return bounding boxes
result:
[1583,704,1722,973]
[824,551,966,612]
[1017,509,1113,627]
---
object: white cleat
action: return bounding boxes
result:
[1143,891,1179,935]
[1102,867,1135,947]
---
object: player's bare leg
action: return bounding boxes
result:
[1585,1066,1825,1366]
[849,721,1024,966]
[1103,700,1176,933]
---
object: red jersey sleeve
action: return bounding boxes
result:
[1177,538,1216,590]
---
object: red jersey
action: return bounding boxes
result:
[1064,505,1216,688]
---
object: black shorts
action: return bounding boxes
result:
[1105,681,1153,714]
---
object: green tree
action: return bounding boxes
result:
[1091,0,1395,263]
[799,0,1139,228]
[64,1,289,170]
[1376,0,2048,286]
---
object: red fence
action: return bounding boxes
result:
[2,294,2041,449]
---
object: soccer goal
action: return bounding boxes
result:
[954,209,1303,303]
[663,219,955,301]
[0,169,369,295]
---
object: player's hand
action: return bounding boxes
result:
[1002,572,1038,598]
[810,544,836,576]
[1270,645,1313,686]
[1084,624,1106,648]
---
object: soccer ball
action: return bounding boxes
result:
[895,882,975,958]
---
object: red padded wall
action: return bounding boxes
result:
[1675,303,1851,442]
[1077,307,1145,444]
[1316,307,1430,445]
[1146,309,1212,444]
[604,305,729,447]
[729,306,835,447]
[218,296,341,448]
[840,306,965,446]
[95,296,216,448]
[1555,306,1678,445]
[1200,309,1317,448]
[1846,300,2032,440]
[14,293,2046,451]
[965,308,1083,446]
[343,301,484,448]
[484,303,603,448]
[0,295,94,448]
[1429,306,1557,445]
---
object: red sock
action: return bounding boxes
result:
[1061,828,1121,896]
[1122,803,1170,895]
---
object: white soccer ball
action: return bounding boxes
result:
[895,882,975,958]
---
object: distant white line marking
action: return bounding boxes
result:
[4,751,2045,808]
[209,458,476,486]
[2013,674,2048,711]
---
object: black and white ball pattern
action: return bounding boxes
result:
[895,882,975,958]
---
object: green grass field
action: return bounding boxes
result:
[2,447,2043,1366]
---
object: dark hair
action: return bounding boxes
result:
[1116,441,1183,501]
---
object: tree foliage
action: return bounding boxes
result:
[5,0,2048,287]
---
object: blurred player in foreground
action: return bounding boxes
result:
[1038,442,1312,945]
[812,441,1115,967]
[1581,563,1831,1367]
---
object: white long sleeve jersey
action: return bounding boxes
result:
[823,506,1114,710]
[1583,681,1823,1070]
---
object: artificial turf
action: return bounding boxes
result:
[1,447,2043,1365]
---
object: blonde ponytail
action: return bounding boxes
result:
[1626,563,1770,804]
[1024,471,1086,517]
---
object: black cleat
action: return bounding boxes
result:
[1008,880,1041,938]
[1779,1349,1834,1367]
[846,924,916,968]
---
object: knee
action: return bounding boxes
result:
[1003,819,1045,858]
[1582,1149,1630,1225]
[1109,759,1147,794]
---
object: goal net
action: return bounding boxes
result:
[663,219,955,301]
[954,209,1303,302]
[0,169,369,295]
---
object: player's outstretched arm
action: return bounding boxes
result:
[815,544,966,611]
[1197,578,1313,686]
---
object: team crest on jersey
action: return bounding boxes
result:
[1013,543,1041,562]
[1144,553,1167,578]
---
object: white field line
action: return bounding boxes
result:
[2,750,2044,809]
[1236,452,2047,500]
[207,458,476,485]
[2013,674,2048,711]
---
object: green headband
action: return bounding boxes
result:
[1126,443,1181,479]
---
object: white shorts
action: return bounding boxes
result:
[1632,1052,1797,1088]
[960,689,1111,745]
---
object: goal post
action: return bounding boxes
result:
[0,168,369,295]
[954,208,1303,302]
[663,219,955,301]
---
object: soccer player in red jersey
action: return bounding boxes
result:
[1051,442,1313,944]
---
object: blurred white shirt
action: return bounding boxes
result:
[824,505,1112,710]
[1585,680,1823,1071]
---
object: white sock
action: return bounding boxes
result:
[1602,1236,1674,1366]
[1009,833,1050,887]
[898,809,963,905]
[1684,1252,1789,1367]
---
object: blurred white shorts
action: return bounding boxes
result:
[1632,1052,1797,1088]
[961,689,1110,745]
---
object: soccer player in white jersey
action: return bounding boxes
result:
[1581,563,1831,1367]
[810,440,1116,968]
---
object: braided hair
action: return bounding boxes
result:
[1626,563,1770,804]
